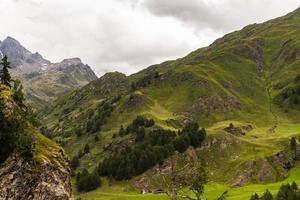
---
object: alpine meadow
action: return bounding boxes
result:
[1,2,300,200]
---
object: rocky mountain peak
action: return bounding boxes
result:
[61,57,82,64]
[0,36,31,67]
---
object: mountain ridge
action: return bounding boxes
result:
[0,36,97,109]
[41,7,300,200]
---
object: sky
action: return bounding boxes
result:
[0,0,299,76]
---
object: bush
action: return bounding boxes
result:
[0,104,34,163]
[94,135,99,142]
[71,156,80,170]
[77,169,101,192]
[84,144,90,154]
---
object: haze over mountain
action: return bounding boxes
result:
[0,36,97,109]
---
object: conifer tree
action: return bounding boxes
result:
[290,137,297,158]
[0,56,12,88]
[261,189,273,200]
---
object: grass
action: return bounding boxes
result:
[76,168,300,200]
[39,7,300,200]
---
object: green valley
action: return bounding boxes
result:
[37,7,300,200]
[2,4,300,200]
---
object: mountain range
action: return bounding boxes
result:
[0,36,97,109]
[1,7,300,200]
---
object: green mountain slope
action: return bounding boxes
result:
[41,7,300,199]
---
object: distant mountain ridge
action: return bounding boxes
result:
[0,36,97,109]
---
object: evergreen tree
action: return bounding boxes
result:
[84,144,90,154]
[76,169,101,192]
[12,79,25,105]
[290,137,298,158]
[94,135,99,142]
[250,193,260,200]
[291,181,298,190]
[0,56,12,88]
[71,156,80,170]
[119,125,125,136]
[261,189,273,200]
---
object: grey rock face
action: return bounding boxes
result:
[0,37,50,73]
[0,36,97,109]
[0,154,73,200]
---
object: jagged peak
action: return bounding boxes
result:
[2,36,22,46]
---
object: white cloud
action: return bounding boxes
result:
[0,0,299,75]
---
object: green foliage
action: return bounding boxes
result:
[0,107,34,162]
[217,191,228,200]
[250,193,260,200]
[76,169,101,192]
[86,101,114,134]
[94,135,99,142]
[99,121,206,181]
[173,122,206,153]
[71,155,80,170]
[290,137,297,157]
[119,125,125,136]
[84,144,90,154]
[119,116,155,143]
[261,190,273,200]
[250,182,300,200]
[120,115,155,137]
[131,71,159,90]
[12,79,25,105]
[0,73,35,163]
[0,56,12,88]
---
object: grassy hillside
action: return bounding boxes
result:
[40,7,300,199]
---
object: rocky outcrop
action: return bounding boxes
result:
[0,153,73,200]
[230,150,296,187]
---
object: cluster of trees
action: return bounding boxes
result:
[76,169,101,192]
[280,75,300,106]
[85,101,114,134]
[119,115,155,141]
[0,56,34,163]
[99,121,206,180]
[174,123,206,153]
[250,182,300,200]
[130,71,159,90]
[71,144,91,170]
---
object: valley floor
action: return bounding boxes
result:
[77,168,300,200]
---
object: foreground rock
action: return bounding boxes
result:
[0,153,73,200]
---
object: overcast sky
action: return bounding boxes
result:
[0,0,299,76]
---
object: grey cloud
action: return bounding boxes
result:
[0,0,299,76]
[143,0,300,31]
